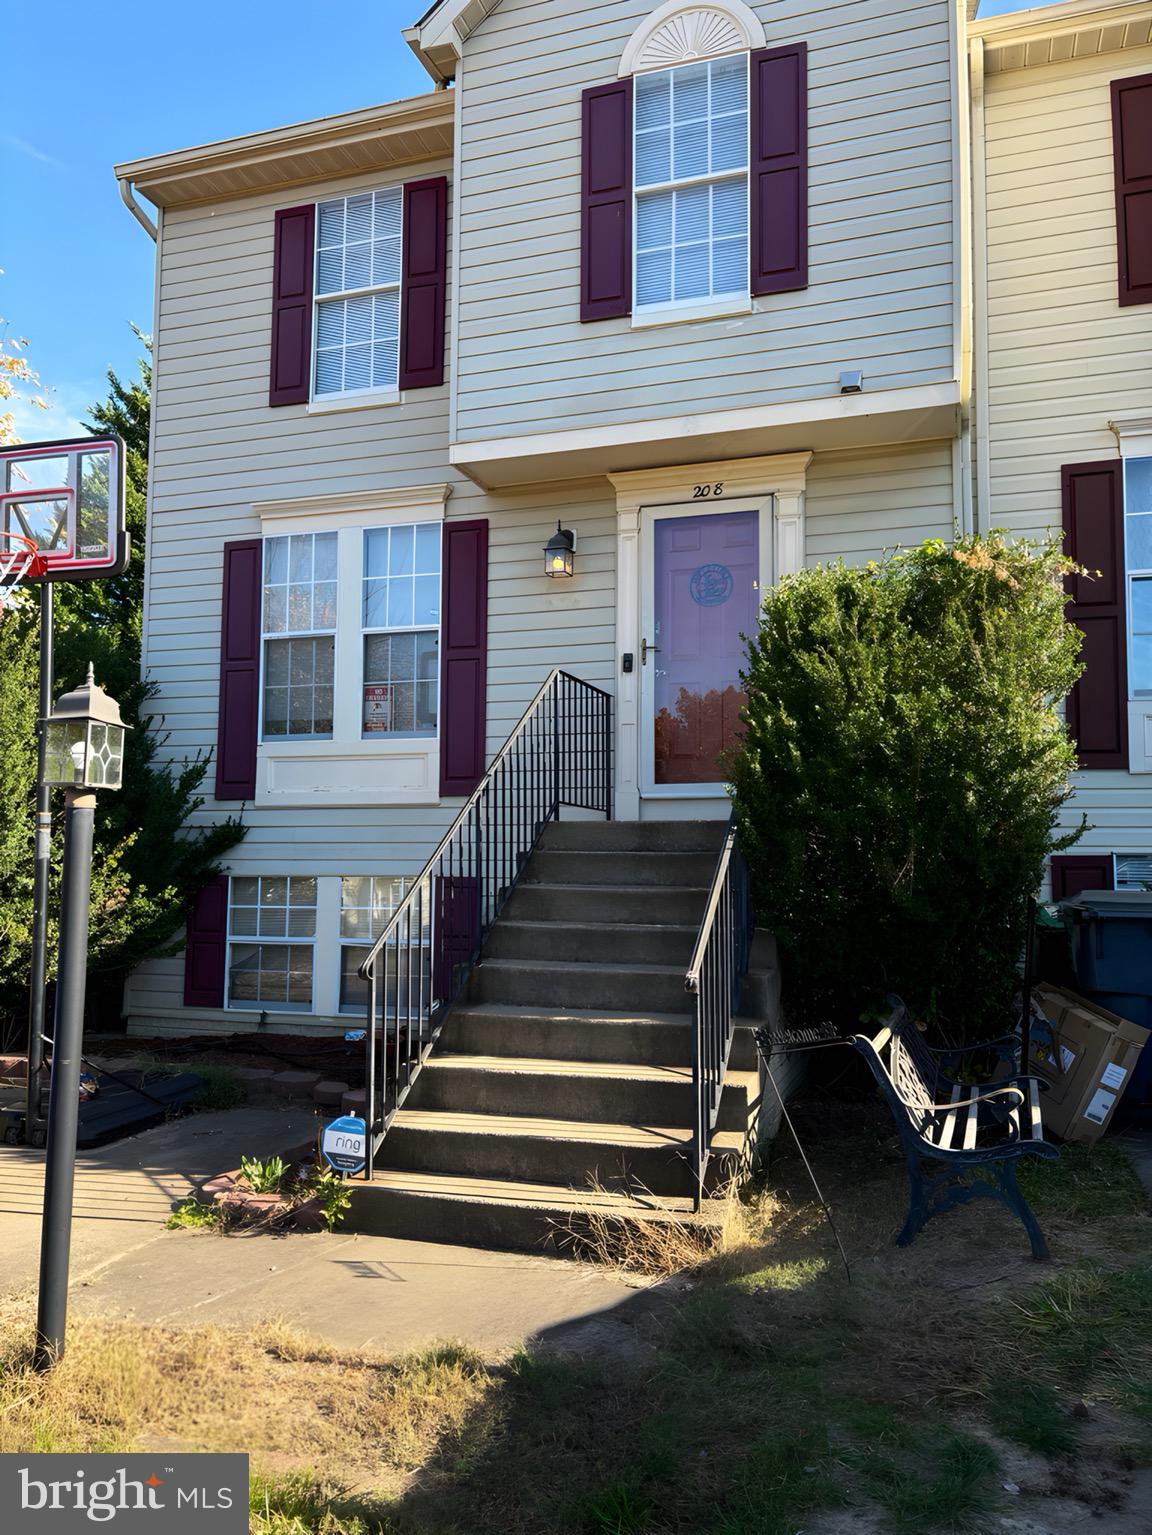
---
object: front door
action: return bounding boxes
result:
[640,505,766,794]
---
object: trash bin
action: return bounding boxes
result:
[1060,890,1152,1118]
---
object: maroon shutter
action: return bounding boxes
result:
[269,204,315,406]
[1062,461,1127,770]
[184,875,229,1008]
[751,43,809,296]
[1050,854,1115,902]
[439,519,489,796]
[1112,72,1152,307]
[400,176,448,389]
[581,79,633,321]
[432,875,480,1007]
[215,538,262,799]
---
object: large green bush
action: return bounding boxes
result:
[729,533,1084,1039]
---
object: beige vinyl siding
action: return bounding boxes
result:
[983,48,1152,536]
[981,47,1152,863]
[805,441,956,564]
[452,0,959,442]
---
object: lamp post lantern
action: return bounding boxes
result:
[33,665,129,1371]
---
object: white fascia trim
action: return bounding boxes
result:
[451,382,962,475]
[969,0,1152,44]
[254,483,452,535]
[971,35,991,537]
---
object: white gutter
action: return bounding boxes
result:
[970,36,991,537]
[118,178,157,241]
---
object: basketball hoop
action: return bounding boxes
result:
[0,531,45,612]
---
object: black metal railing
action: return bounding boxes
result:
[684,817,754,1208]
[359,669,613,1176]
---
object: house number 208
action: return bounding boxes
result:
[692,483,724,499]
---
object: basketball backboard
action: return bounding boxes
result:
[1,435,128,582]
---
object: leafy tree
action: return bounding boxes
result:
[0,326,245,1044]
[729,533,1085,1041]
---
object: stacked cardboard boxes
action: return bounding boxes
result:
[1029,985,1151,1143]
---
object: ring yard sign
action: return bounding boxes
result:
[321,1115,367,1176]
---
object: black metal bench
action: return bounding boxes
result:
[851,996,1058,1259]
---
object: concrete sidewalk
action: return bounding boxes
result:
[0,1109,638,1354]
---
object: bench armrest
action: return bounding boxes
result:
[897,1084,1026,1116]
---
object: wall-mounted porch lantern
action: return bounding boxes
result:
[544,522,577,579]
[42,663,130,791]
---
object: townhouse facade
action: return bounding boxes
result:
[112,0,1152,1040]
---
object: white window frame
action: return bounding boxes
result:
[251,489,450,807]
[225,875,318,1014]
[361,523,442,741]
[259,531,338,744]
[311,186,403,407]
[631,52,752,329]
[1124,457,1152,702]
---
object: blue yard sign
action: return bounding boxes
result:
[321,1114,367,1176]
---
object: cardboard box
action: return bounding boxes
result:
[1029,985,1151,1143]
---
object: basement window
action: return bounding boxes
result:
[227,876,316,1011]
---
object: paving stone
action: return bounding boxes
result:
[341,1088,367,1115]
[313,1079,350,1107]
[271,1070,321,1098]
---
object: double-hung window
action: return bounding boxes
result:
[362,523,441,737]
[1126,458,1152,700]
[634,55,749,311]
[338,875,428,1012]
[227,876,316,1010]
[262,532,337,739]
[314,188,402,397]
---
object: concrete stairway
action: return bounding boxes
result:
[352,820,779,1253]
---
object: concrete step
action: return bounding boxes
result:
[441,1003,759,1069]
[524,850,718,888]
[349,1168,724,1253]
[540,820,727,854]
[407,1052,757,1131]
[483,919,699,967]
[381,1109,746,1197]
[470,956,691,1013]
[503,881,709,927]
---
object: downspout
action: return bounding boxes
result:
[970,36,991,537]
[118,178,157,241]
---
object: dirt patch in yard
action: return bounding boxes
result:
[1,1100,1149,1534]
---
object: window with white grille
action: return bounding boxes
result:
[261,532,337,739]
[634,55,749,310]
[1126,458,1152,700]
[362,523,441,737]
[1116,855,1152,889]
[314,188,402,396]
[227,876,316,1010]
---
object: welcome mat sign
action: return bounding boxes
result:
[0,1454,248,1532]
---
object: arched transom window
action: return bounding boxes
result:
[622,2,767,314]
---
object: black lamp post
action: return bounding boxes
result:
[33,665,128,1371]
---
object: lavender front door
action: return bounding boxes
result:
[645,507,761,788]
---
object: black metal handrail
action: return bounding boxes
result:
[359,669,613,1176]
[684,816,753,1208]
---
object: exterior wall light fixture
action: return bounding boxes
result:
[544,523,577,579]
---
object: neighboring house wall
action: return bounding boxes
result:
[452,0,961,443]
[979,37,1152,886]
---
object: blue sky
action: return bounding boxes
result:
[1,0,1050,440]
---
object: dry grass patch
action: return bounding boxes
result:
[0,1303,492,1489]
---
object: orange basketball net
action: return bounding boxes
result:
[0,532,46,612]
